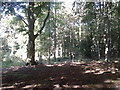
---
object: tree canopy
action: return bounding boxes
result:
[1,1,120,66]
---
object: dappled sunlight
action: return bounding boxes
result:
[62,84,82,88]
[104,79,113,84]
[62,84,71,88]
[82,84,103,88]
[53,84,62,90]
[1,85,15,89]
[49,77,54,81]
[2,61,120,89]
[22,84,38,89]
[112,78,120,84]
[12,66,21,72]
[71,85,82,88]
[13,81,25,86]
[55,64,64,67]
[1,1,120,90]
[84,70,95,73]
[45,64,54,67]
[94,70,104,75]
[114,61,119,63]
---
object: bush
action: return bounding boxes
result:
[2,56,25,68]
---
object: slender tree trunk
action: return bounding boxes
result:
[38,52,42,64]
[53,32,56,62]
[117,2,120,58]
[53,2,56,61]
[107,2,112,60]
[105,2,112,61]
[105,2,109,61]
[48,25,51,64]
[62,35,65,58]
[48,47,51,64]
[89,32,93,59]
[97,2,102,60]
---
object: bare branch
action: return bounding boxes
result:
[16,14,29,27]
[21,18,29,27]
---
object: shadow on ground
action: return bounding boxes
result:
[1,61,120,90]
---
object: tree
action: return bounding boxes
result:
[1,2,51,65]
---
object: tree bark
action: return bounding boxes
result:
[53,2,57,62]
[117,2,120,58]
[27,2,36,65]
[26,2,50,65]
[105,2,112,61]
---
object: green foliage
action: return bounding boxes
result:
[2,56,25,68]
[2,1,120,65]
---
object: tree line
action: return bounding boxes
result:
[1,1,120,65]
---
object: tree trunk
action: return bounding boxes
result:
[27,36,36,64]
[48,28,51,64]
[104,3,108,61]
[53,3,56,62]
[117,2,120,58]
[105,2,112,61]
[27,2,37,65]
[25,2,50,65]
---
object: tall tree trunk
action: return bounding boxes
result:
[97,2,102,60]
[53,2,56,62]
[26,2,50,65]
[104,2,108,61]
[48,22,51,64]
[27,2,36,65]
[53,30,56,62]
[106,2,112,61]
[62,35,65,58]
[117,2,120,58]
[105,2,112,61]
[48,47,51,64]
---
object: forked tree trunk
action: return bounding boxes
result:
[27,2,36,65]
[26,2,50,65]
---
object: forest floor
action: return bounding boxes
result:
[1,60,120,90]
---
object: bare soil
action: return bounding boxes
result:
[1,61,120,90]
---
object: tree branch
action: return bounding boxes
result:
[34,2,50,39]
[16,14,29,27]
[21,18,29,27]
